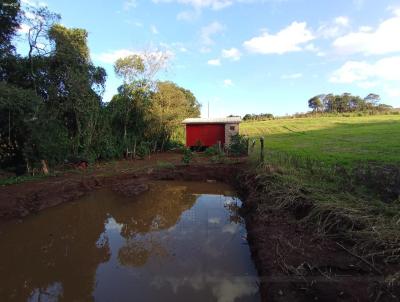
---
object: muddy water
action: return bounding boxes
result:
[0,181,259,302]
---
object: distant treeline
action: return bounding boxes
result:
[242,93,395,122]
[308,93,392,113]
[243,113,274,121]
[0,1,200,175]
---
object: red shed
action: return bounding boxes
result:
[182,117,241,148]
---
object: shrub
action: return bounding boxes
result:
[136,142,151,159]
[181,147,193,164]
[228,134,249,156]
[204,145,222,157]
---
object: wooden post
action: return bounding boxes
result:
[260,137,264,162]
[133,139,136,160]
[217,140,222,153]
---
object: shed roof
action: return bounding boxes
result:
[182,117,242,124]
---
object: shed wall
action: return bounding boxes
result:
[185,124,225,147]
[224,123,239,146]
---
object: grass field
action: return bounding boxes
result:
[241,114,400,166]
[240,115,400,264]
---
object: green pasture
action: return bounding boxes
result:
[241,114,400,166]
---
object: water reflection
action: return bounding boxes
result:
[0,181,259,302]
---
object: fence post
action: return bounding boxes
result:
[260,137,264,162]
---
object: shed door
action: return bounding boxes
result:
[186,124,225,147]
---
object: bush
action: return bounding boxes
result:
[136,142,151,159]
[204,145,222,157]
[181,147,193,164]
[228,134,249,156]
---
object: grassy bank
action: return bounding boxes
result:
[241,115,400,270]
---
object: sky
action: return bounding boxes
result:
[17,0,400,117]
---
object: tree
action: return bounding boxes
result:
[0,0,21,58]
[0,82,41,173]
[113,51,169,147]
[47,24,106,158]
[365,93,381,106]
[308,96,323,112]
[114,51,169,86]
[22,5,60,93]
[150,81,200,149]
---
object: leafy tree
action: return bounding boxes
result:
[113,52,169,148]
[243,113,274,121]
[47,24,106,158]
[150,81,200,150]
[0,82,40,173]
[0,0,21,58]
[22,5,60,93]
[308,93,390,114]
[365,93,381,106]
[308,96,323,112]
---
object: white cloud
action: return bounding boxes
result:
[153,0,233,10]
[281,73,303,79]
[243,21,314,55]
[177,10,201,21]
[200,21,225,45]
[385,86,400,97]
[318,16,350,39]
[221,47,241,61]
[358,26,372,32]
[335,16,349,27]
[223,79,234,86]
[123,0,137,10]
[207,58,221,66]
[150,25,159,34]
[330,57,400,90]
[333,11,400,55]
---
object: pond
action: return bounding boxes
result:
[0,181,259,302]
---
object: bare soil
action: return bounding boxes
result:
[0,154,398,301]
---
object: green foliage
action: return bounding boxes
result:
[243,113,274,121]
[114,55,145,82]
[0,0,21,57]
[227,134,248,156]
[204,145,221,156]
[150,81,201,150]
[136,142,151,159]
[181,147,193,164]
[307,93,392,114]
[0,4,200,177]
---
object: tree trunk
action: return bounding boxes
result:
[41,160,49,175]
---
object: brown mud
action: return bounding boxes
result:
[0,154,399,301]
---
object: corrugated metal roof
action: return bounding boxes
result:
[182,117,242,124]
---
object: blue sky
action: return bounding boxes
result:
[18,0,400,117]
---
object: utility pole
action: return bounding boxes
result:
[208,101,210,118]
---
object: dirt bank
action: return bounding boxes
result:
[0,157,242,220]
[0,158,398,301]
[238,171,400,302]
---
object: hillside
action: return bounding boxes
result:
[241,114,400,166]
